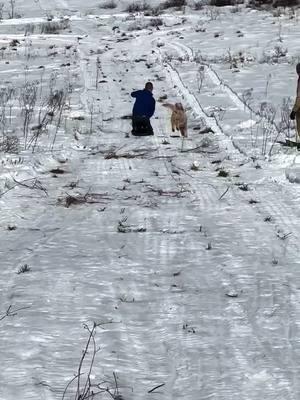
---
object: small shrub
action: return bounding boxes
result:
[24,23,35,35]
[161,0,187,10]
[50,168,65,174]
[273,0,298,6]
[210,0,240,5]
[238,183,249,191]
[247,0,273,8]
[248,0,298,9]
[264,216,272,222]
[17,264,31,274]
[144,6,161,15]
[40,20,70,34]
[147,18,163,27]
[9,39,20,47]
[193,1,204,10]
[273,45,288,60]
[125,1,150,12]
[249,199,259,204]
[127,22,143,31]
[0,136,19,153]
[100,0,117,8]
[0,3,4,20]
[217,169,229,177]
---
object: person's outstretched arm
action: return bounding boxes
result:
[131,90,141,98]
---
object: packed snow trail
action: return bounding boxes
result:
[1,8,300,400]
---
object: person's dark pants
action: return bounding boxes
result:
[132,115,153,136]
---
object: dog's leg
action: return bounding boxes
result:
[180,126,187,137]
[171,114,176,132]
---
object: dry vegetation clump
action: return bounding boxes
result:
[17,264,31,274]
[161,0,187,10]
[125,1,151,12]
[144,183,190,198]
[194,0,298,7]
[104,148,153,159]
[40,19,70,34]
[0,136,19,153]
[99,0,117,8]
[144,6,162,16]
[0,305,30,323]
[217,169,229,177]
[59,192,112,207]
[62,323,124,400]
[193,1,204,9]
[210,0,243,5]
[117,217,147,233]
[247,0,298,8]
[147,18,164,27]
[272,0,299,6]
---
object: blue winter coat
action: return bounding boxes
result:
[131,89,155,118]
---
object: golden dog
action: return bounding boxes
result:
[163,102,187,137]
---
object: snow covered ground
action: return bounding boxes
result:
[1,1,300,399]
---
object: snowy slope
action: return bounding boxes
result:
[1,2,300,400]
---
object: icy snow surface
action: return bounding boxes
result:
[1,1,300,400]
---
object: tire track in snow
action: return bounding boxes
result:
[140,28,299,400]
[170,41,280,146]
[165,41,300,249]
[246,185,300,255]
[164,41,300,390]
[158,41,300,396]
[217,264,298,400]
[160,50,247,158]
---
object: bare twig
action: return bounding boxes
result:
[0,305,30,322]
[62,374,83,400]
[180,145,218,154]
[81,324,98,399]
[148,383,165,393]
[113,372,119,398]
[63,321,123,400]
[76,323,96,399]
[144,184,190,198]
[277,231,292,240]
[219,186,230,200]
[61,191,112,208]
[12,177,48,195]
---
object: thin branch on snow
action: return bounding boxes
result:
[0,177,48,197]
[218,186,230,200]
[144,184,190,198]
[63,322,124,400]
[12,177,48,195]
[180,145,218,154]
[148,383,165,393]
[0,305,31,322]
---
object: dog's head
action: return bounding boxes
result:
[175,102,184,111]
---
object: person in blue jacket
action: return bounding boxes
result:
[131,82,155,136]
